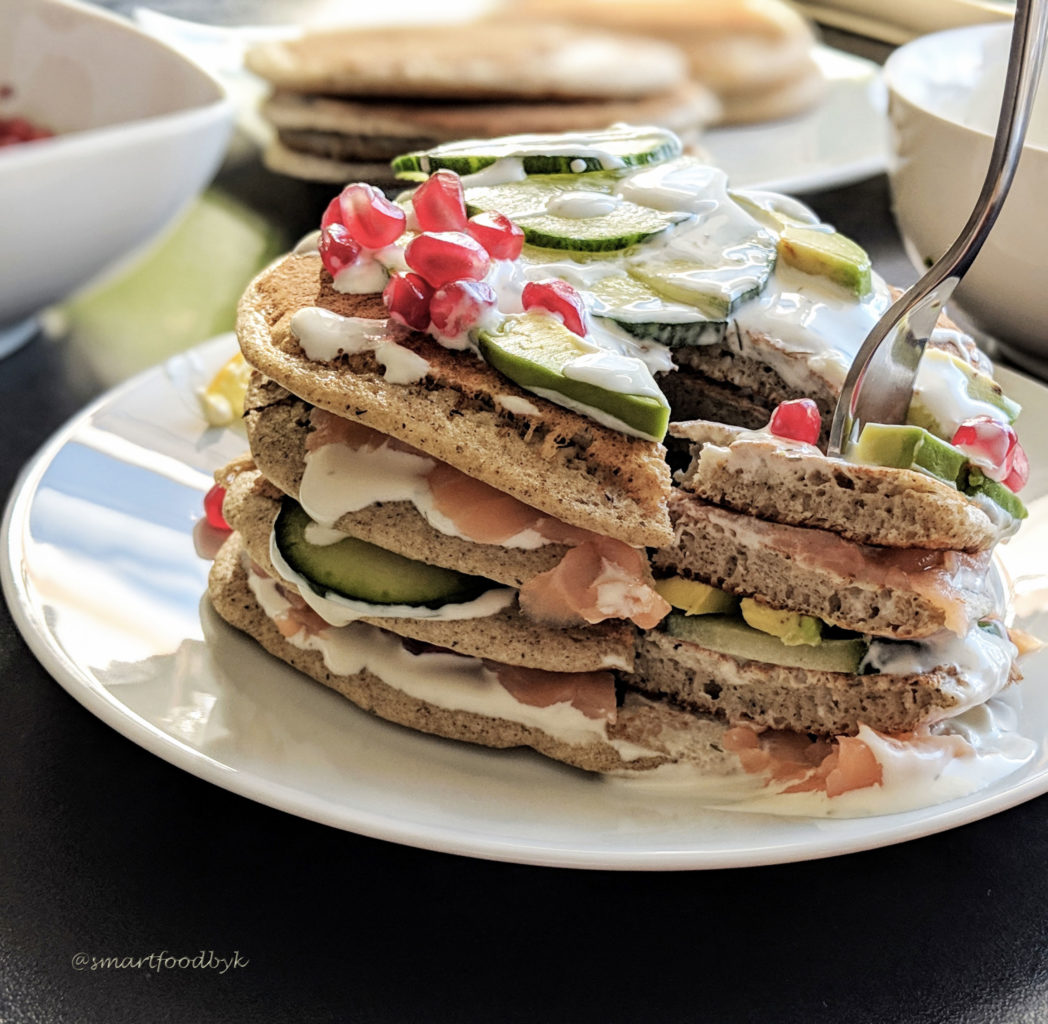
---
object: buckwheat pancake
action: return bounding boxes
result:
[245,22,688,101]
[236,250,674,548]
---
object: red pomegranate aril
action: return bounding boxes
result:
[466,211,524,260]
[951,416,1017,481]
[405,231,491,288]
[320,194,343,232]
[383,272,434,331]
[522,279,587,337]
[430,280,497,336]
[338,183,406,249]
[204,484,230,531]
[319,223,362,278]
[768,399,821,445]
[412,170,468,233]
[1002,441,1029,492]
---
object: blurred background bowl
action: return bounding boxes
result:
[0,0,234,347]
[884,22,1048,375]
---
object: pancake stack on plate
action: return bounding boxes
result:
[205,127,1036,806]
[509,0,826,124]
[244,21,718,187]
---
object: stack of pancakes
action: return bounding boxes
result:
[512,0,826,125]
[245,20,718,187]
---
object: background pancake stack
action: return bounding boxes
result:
[510,0,826,125]
[245,20,719,187]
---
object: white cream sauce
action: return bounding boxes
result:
[911,347,1015,438]
[290,308,430,384]
[546,191,621,219]
[732,264,894,389]
[562,350,665,400]
[862,622,1018,714]
[298,432,557,551]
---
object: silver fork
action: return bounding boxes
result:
[827,0,1048,458]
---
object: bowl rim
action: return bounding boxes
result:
[883,21,1048,155]
[0,0,234,172]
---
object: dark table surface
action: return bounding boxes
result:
[3,6,1047,1024]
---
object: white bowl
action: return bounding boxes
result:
[0,0,234,336]
[884,22,1048,374]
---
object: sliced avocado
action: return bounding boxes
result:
[664,613,867,673]
[777,225,872,298]
[907,348,1022,437]
[655,577,738,615]
[392,126,682,178]
[849,423,968,486]
[740,598,823,646]
[275,501,495,607]
[476,311,670,441]
[963,468,1029,520]
[463,174,681,252]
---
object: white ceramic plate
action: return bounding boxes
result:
[703,46,888,193]
[4,334,1048,870]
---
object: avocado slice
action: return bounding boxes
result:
[963,468,1029,520]
[477,311,670,441]
[664,613,867,673]
[849,423,968,486]
[907,348,1021,437]
[275,501,496,607]
[777,225,872,298]
[654,577,738,615]
[740,598,823,646]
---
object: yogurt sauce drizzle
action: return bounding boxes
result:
[298,431,553,550]
[290,307,430,385]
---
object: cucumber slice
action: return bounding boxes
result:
[392,126,682,178]
[464,174,682,252]
[477,311,670,441]
[275,501,495,607]
[517,245,727,346]
[665,613,867,673]
[626,224,778,319]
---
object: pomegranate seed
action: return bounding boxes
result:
[768,399,821,445]
[204,484,230,531]
[318,223,362,278]
[338,183,406,249]
[383,272,434,331]
[1002,441,1029,492]
[405,231,491,288]
[522,279,587,337]
[430,280,497,337]
[467,211,525,260]
[320,194,343,231]
[951,416,1017,481]
[412,170,468,232]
